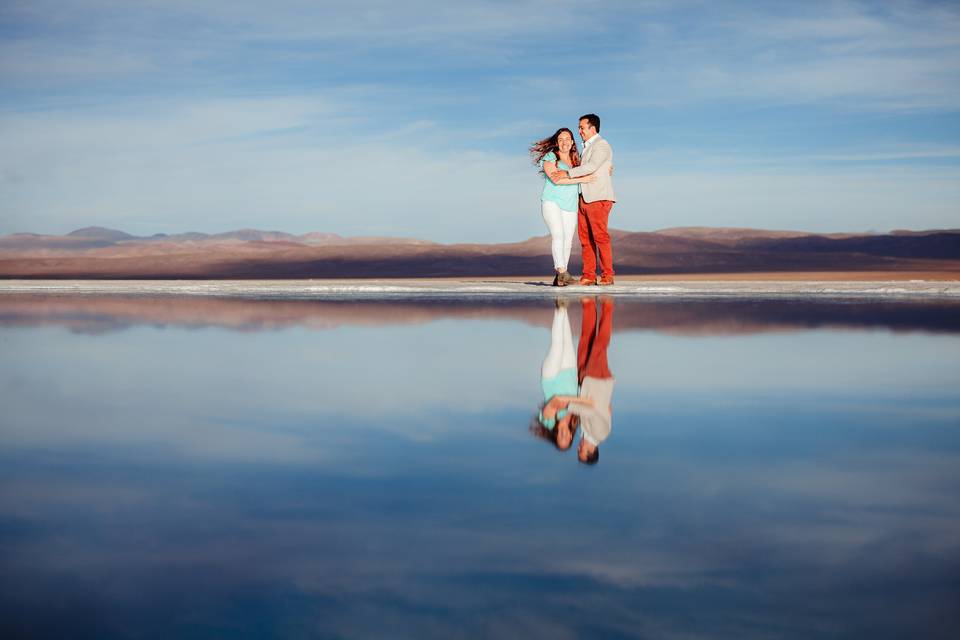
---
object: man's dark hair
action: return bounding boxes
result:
[579,113,600,133]
[580,447,599,465]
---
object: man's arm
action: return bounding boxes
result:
[567,140,612,178]
[550,162,615,182]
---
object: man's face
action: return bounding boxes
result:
[578,439,595,461]
[578,119,595,142]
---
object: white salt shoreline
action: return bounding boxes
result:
[1,278,959,300]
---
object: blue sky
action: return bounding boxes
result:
[1,0,958,241]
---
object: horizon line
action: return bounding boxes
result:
[5,224,960,244]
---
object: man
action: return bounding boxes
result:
[567,296,615,465]
[550,114,616,286]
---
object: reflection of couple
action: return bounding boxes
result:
[530,114,616,287]
[533,297,615,465]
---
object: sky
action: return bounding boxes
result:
[1,0,958,242]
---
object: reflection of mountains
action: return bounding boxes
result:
[3,295,958,334]
[2,226,958,277]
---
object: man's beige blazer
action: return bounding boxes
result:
[567,135,616,203]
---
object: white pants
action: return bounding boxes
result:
[541,306,576,378]
[541,200,577,271]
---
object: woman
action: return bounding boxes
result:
[530,128,596,286]
[530,301,594,451]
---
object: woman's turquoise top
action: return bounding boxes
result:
[539,152,579,212]
[538,367,579,429]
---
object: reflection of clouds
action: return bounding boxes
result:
[2,308,960,637]
[3,409,960,639]
[3,313,958,467]
[0,321,543,461]
[5,428,959,638]
[612,330,960,397]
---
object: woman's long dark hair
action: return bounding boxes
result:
[529,128,580,169]
[529,413,579,451]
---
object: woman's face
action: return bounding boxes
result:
[556,415,574,450]
[557,131,574,154]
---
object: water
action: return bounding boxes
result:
[1,295,959,639]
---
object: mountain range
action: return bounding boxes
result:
[1,226,958,279]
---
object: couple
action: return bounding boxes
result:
[531,113,616,287]
[533,297,615,465]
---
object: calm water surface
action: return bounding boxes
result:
[1,295,959,639]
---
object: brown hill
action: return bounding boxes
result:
[66,226,135,240]
[0,226,958,278]
[655,226,818,244]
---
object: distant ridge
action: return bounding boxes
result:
[655,226,817,241]
[890,228,960,236]
[1,225,958,279]
[67,226,134,240]
[45,227,434,247]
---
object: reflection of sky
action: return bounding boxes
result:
[1,300,959,638]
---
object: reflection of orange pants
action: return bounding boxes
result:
[578,297,614,382]
[578,196,615,279]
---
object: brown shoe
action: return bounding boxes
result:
[553,272,567,287]
[578,276,597,286]
[598,275,615,286]
[558,270,577,285]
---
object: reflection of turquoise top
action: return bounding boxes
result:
[539,152,579,212]
[538,368,579,429]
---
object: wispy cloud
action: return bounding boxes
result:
[0,96,542,238]
[1,1,958,237]
[615,2,960,111]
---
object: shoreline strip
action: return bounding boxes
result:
[2,279,959,300]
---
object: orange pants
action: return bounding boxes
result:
[578,297,614,382]
[578,196,615,280]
